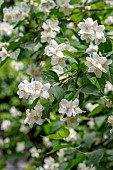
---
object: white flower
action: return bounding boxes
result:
[1,120,11,131]
[0,22,13,36]
[101,96,113,108]
[33,43,42,52]
[59,98,83,119]
[66,128,77,142]
[57,149,67,162]
[16,142,25,152]
[51,52,66,67]
[20,124,29,134]
[104,81,113,94]
[78,162,96,170]
[30,147,39,158]
[10,61,24,71]
[56,0,73,15]
[52,64,64,74]
[10,106,22,117]
[44,156,59,170]
[41,31,56,43]
[0,47,10,61]
[87,120,95,129]
[43,137,52,148]
[108,115,113,133]
[85,103,99,112]
[86,43,98,54]
[85,52,112,78]
[24,102,43,128]
[39,0,56,14]
[45,39,66,57]
[36,167,44,170]
[42,19,60,33]
[105,16,113,25]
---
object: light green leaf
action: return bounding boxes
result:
[48,144,70,154]
[81,84,100,96]
[94,116,107,128]
[10,48,20,60]
[84,132,96,149]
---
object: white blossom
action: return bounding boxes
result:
[86,43,98,54]
[108,115,113,133]
[24,102,43,128]
[104,81,113,94]
[20,124,29,134]
[39,0,56,14]
[10,106,22,117]
[1,120,11,131]
[56,0,73,15]
[66,128,77,143]
[59,98,83,119]
[43,137,52,148]
[57,148,67,162]
[16,142,25,152]
[30,147,39,158]
[105,16,113,25]
[85,103,99,112]
[0,22,13,36]
[0,47,10,61]
[85,52,112,78]
[44,156,59,170]
[10,61,24,71]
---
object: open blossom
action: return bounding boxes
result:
[85,103,99,112]
[16,142,25,152]
[24,102,43,128]
[10,61,24,71]
[86,43,98,54]
[57,148,67,162]
[30,147,39,158]
[78,18,106,44]
[104,81,113,94]
[0,22,13,36]
[78,162,96,170]
[0,47,10,61]
[59,98,83,119]
[85,52,112,78]
[108,115,113,133]
[44,156,59,170]
[39,0,56,14]
[56,0,74,15]
[17,80,51,101]
[66,128,77,143]
[10,106,22,117]
[1,120,11,131]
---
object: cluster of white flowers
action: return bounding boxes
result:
[43,156,59,170]
[10,61,24,71]
[78,18,106,45]
[3,2,29,24]
[56,0,74,15]
[17,79,51,102]
[59,98,83,120]
[1,120,11,131]
[108,115,113,133]
[25,102,43,128]
[16,141,25,152]
[41,19,60,43]
[85,103,99,112]
[85,52,112,78]
[29,147,39,158]
[86,43,98,54]
[0,22,13,36]
[9,106,22,117]
[39,0,56,14]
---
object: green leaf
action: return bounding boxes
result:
[0,58,9,68]
[63,50,76,58]
[44,127,69,140]
[109,62,113,85]
[86,149,104,165]
[99,37,112,53]
[84,132,96,149]
[94,116,107,128]
[50,86,65,100]
[43,70,59,83]
[81,84,100,96]
[48,144,70,154]
[65,154,86,170]
[10,48,20,60]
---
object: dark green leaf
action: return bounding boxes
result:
[50,86,65,100]
[43,70,59,83]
